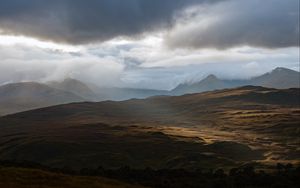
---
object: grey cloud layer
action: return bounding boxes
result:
[167,0,299,49]
[0,0,298,49]
[0,0,208,44]
[0,40,298,89]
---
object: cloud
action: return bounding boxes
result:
[166,0,299,49]
[0,0,216,44]
[0,0,298,90]
[0,35,298,90]
[0,45,124,86]
[0,0,298,49]
[88,37,299,89]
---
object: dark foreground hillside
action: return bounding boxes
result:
[0,162,299,188]
[0,166,145,188]
[0,86,299,170]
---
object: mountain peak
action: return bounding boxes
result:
[199,74,220,84]
[271,67,297,74]
[55,78,91,90]
[273,67,285,72]
[48,78,97,100]
[61,78,83,84]
[251,67,300,89]
[204,74,218,80]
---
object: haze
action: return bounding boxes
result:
[0,0,299,90]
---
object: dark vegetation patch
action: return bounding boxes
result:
[0,124,264,170]
[0,161,299,188]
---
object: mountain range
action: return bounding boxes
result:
[0,67,298,116]
[172,67,300,95]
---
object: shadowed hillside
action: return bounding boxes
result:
[0,86,299,170]
[0,166,144,188]
[1,162,299,188]
[48,78,99,101]
[0,82,84,116]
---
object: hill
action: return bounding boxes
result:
[172,67,299,95]
[0,86,299,170]
[48,78,99,101]
[0,82,84,116]
[172,74,244,95]
[252,67,300,89]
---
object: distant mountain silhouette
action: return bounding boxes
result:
[172,74,241,95]
[48,78,99,101]
[251,67,300,89]
[92,87,169,101]
[0,67,298,115]
[172,67,299,95]
[48,78,169,101]
[0,82,83,116]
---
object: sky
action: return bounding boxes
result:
[0,0,299,90]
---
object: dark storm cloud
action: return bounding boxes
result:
[0,0,298,49]
[167,0,299,49]
[0,0,218,44]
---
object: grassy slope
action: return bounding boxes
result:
[0,166,144,188]
[0,86,299,169]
